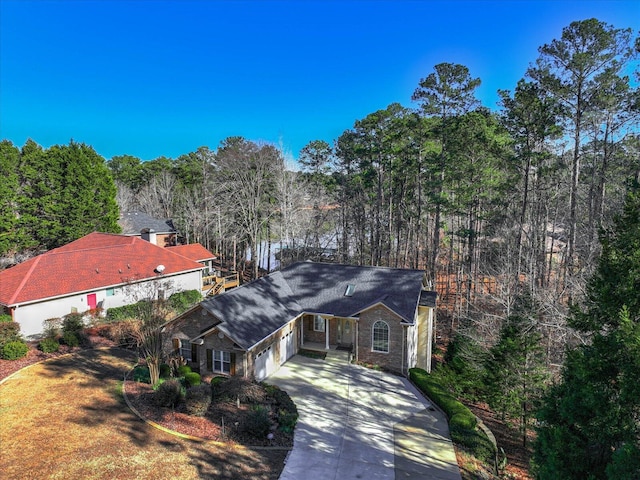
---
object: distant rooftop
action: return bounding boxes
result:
[118,211,176,236]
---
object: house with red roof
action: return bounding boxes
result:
[0,232,214,338]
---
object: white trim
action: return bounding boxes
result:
[5,269,204,308]
[372,320,390,353]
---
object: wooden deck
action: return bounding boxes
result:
[202,272,240,296]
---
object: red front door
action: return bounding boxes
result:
[87,293,97,310]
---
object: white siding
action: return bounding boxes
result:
[13,270,202,338]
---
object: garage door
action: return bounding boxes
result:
[280,330,295,365]
[254,344,276,381]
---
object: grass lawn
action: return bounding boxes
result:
[0,348,287,480]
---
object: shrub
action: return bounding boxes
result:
[62,332,80,347]
[2,340,29,360]
[242,405,271,437]
[211,376,227,387]
[265,384,298,432]
[159,363,171,378]
[38,337,60,353]
[62,313,85,346]
[155,379,183,407]
[185,384,212,416]
[132,365,151,383]
[168,355,187,377]
[177,365,192,376]
[211,376,227,398]
[215,376,266,403]
[105,301,150,322]
[62,313,84,334]
[0,314,13,323]
[168,290,202,313]
[0,321,21,349]
[42,318,62,338]
[183,371,201,387]
[102,319,138,348]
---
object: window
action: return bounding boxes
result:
[213,351,231,373]
[372,321,389,353]
[179,340,192,360]
[314,315,325,332]
[106,288,115,297]
[344,284,356,296]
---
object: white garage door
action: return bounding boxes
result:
[280,330,295,364]
[254,344,276,381]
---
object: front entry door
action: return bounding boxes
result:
[337,319,353,345]
[87,293,97,310]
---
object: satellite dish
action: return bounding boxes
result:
[156,264,165,273]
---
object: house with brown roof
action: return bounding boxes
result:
[163,262,436,380]
[0,232,214,338]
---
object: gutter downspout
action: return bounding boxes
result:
[401,325,405,376]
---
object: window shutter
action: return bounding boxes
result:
[191,343,198,363]
[206,349,212,371]
[172,338,180,353]
[230,353,236,375]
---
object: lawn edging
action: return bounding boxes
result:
[122,368,233,446]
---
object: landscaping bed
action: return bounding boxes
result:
[124,378,295,446]
[1,348,288,480]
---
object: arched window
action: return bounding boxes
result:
[372,321,389,353]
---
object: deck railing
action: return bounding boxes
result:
[202,272,240,296]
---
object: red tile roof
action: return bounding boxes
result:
[0,232,204,306]
[166,244,216,263]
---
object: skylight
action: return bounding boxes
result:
[344,284,356,297]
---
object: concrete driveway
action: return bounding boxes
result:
[268,350,462,480]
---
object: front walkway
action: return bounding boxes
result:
[269,351,461,480]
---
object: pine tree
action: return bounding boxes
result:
[533,183,640,479]
[484,288,548,448]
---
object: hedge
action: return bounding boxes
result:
[168,290,202,313]
[409,368,495,463]
[105,302,150,322]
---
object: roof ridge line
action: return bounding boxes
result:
[8,256,41,304]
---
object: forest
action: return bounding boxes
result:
[1,18,639,478]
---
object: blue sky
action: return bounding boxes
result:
[1,1,638,161]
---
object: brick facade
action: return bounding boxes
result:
[357,304,406,374]
[302,314,339,345]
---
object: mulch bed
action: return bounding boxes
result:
[123,379,294,447]
[0,334,116,382]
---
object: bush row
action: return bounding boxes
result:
[168,290,202,313]
[106,290,202,322]
[105,302,150,322]
[409,367,495,463]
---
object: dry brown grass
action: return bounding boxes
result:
[0,348,287,480]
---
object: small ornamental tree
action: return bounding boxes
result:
[125,281,173,386]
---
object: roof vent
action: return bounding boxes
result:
[155,264,165,274]
[344,284,356,297]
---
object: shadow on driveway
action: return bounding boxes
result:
[268,353,462,480]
